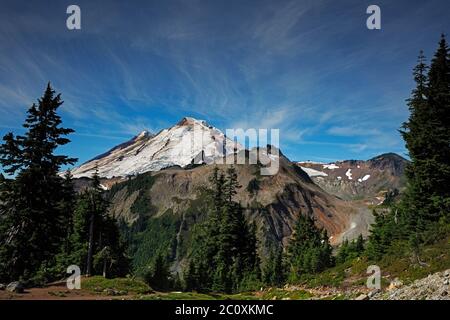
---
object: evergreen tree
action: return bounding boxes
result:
[287,214,333,278]
[186,166,260,293]
[366,209,400,260]
[368,36,450,259]
[66,169,129,278]
[336,235,365,264]
[0,83,77,282]
[400,36,450,230]
[262,245,285,286]
[60,170,76,255]
[355,234,365,252]
[144,251,171,290]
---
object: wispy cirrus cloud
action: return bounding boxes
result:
[1,0,448,164]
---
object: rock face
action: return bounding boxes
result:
[6,281,24,293]
[297,153,408,203]
[372,270,450,300]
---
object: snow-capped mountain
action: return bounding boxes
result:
[71,117,242,178]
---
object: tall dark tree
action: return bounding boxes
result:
[336,235,365,264]
[368,36,450,259]
[186,166,260,293]
[287,214,333,277]
[85,169,103,276]
[60,170,76,254]
[400,35,450,232]
[262,245,285,286]
[0,83,77,282]
[66,169,128,278]
[144,251,171,290]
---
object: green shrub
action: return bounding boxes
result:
[247,178,260,194]
[83,276,152,294]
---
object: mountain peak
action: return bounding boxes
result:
[369,152,407,162]
[176,117,212,128]
[177,116,200,125]
[70,117,240,178]
[137,130,150,138]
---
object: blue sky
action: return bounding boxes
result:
[0,0,449,167]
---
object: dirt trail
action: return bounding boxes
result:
[0,284,133,300]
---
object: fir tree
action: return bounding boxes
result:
[369,35,450,259]
[336,235,365,264]
[144,251,171,290]
[262,245,285,286]
[0,83,77,282]
[400,36,450,230]
[287,214,333,278]
[67,168,128,278]
[186,166,260,293]
[60,170,76,254]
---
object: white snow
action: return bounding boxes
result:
[323,163,339,170]
[357,174,370,183]
[345,169,353,180]
[71,117,242,178]
[298,160,325,165]
[300,166,328,177]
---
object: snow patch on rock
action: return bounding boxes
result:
[323,163,339,170]
[358,174,371,183]
[300,166,328,177]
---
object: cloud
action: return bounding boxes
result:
[327,126,381,137]
[3,0,448,163]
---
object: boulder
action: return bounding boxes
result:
[355,294,369,300]
[6,281,24,293]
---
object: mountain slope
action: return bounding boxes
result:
[71,117,241,178]
[104,148,366,274]
[67,117,373,274]
[297,153,408,203]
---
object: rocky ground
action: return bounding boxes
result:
[370,269,450,300]
[2,269,450,300]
